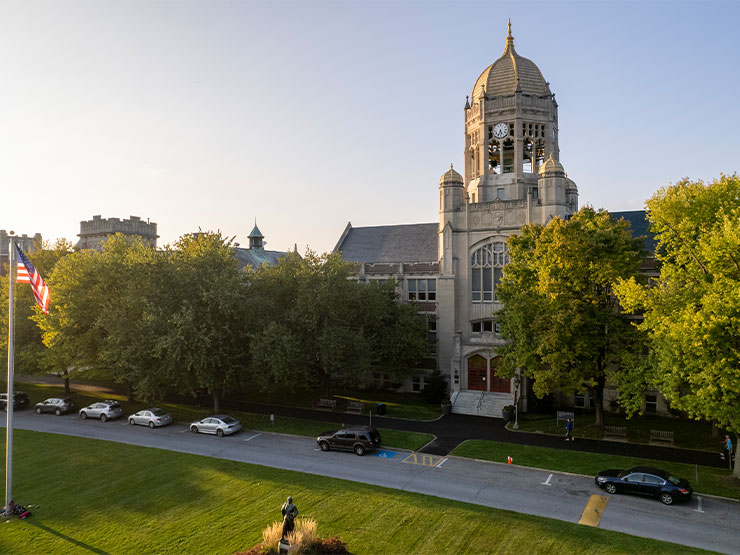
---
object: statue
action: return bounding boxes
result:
[281,496,298,539]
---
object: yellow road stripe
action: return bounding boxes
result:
[401,453,444,467]
[578,495,609,527]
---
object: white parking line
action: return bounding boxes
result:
[243,433,261,442]
[541,473,553,486]
[179,428,189,433]
[436,457,448,468]
[694,496,705,513]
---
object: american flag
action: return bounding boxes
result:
[16,244,50,314]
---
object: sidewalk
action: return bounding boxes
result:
[16,374,729,469]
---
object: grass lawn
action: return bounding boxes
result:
[234,382,443,421]
[0,430,710,555]
[451,440,740,500]
[515,412,726,452]
[9,382,433,452]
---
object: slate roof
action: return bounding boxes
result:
[334,223,438,263]
[234,247,290,270]
[611,210,656,253]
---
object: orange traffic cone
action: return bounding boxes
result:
[507,456,512,464]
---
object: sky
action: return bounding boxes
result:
[2,0,739,254]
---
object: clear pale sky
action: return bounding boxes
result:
[2,1,738,254]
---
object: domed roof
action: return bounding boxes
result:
[538,154,565,176]
[472,21,549,102]
[440,164,463,185]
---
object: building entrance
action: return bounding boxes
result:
[468,355,487,391]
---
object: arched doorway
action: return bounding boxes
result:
[490,356,511,393]
[467,355,487,391]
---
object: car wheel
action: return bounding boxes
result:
[660,493,674,505]
[55,409,61,416]
[129,418,135,425]
[605,483,617,495]
[36,407,42,415]
[217,429,224,437]
[319,441,330,452]
[354,444,366,456]
[80,412,87,420]
[100,414,107,423]
[190,426,198,434]
[148,421,155,429]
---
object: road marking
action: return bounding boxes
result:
[694,496,704,514]
[243,433,261,442]
[541,473,553,486]
[179,428,189,433]
[578,495,609,527]
[373,450,397,459]
[401,453,444,467]
[436,457,448,467]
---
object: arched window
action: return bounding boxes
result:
[471,241,509,302]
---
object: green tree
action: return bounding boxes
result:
[247,251,427,397]
[153,232,250,412]
[615,175,740,476]
[497,207,645,426]
[0,239,73,382]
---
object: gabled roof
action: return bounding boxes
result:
[334,222,438,263]
[611,210,656,253]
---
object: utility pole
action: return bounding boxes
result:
[5,233,16,514]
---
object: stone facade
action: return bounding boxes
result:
[78,215,158,250]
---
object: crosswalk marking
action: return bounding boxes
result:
[401,453,444,467]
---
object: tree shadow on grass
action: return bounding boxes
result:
[25,519,111,555]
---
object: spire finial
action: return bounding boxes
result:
[506,19,514,47]
[450,163,454,170]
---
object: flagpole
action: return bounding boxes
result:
[5,232,15,514]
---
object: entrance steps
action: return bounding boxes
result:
[451,390,515,418]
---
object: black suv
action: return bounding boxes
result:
[0,392,30,411]
[317,426,381,456]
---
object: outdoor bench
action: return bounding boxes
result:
[316,398,336,410]
[603,425,627,439]
[346,401,365,413]
[649,429,674,443]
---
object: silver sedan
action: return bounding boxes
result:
[189,414,242,437]
[128,408,172,428]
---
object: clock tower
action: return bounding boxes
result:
[463,20,575,216]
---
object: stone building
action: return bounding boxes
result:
[0,230,42,275]
[335,23,656,417]
[78,215,158,250]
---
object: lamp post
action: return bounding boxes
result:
[512,373,521,430]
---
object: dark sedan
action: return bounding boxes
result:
[595,466,692,505]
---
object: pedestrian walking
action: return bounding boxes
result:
[565,418,573,442]
[721,435,733,461]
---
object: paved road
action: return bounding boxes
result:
[4,411,739,554]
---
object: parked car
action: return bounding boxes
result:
[79,400,123,422]
[0,392,30,411]
[317,426,381,456]
[35,397,76,416]
[595,466,692,505]
[128,408,172,428]
[189,415,242,437]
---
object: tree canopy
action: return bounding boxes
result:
[615,174,740,475]
[497,207,646,426]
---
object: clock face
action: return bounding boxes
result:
[493,123,509,139]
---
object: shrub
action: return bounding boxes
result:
[240,518,320,555]
[422,369,448,405]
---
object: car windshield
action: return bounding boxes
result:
[222,416,236,424]
[666,475,681,485]
[152,409,167,416]
[109,403,121,409]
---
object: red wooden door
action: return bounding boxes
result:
[468,355,487,391]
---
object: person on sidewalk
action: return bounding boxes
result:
[565,418,574,442]
[721,435,733,461]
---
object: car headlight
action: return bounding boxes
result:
[597,477,607,483]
